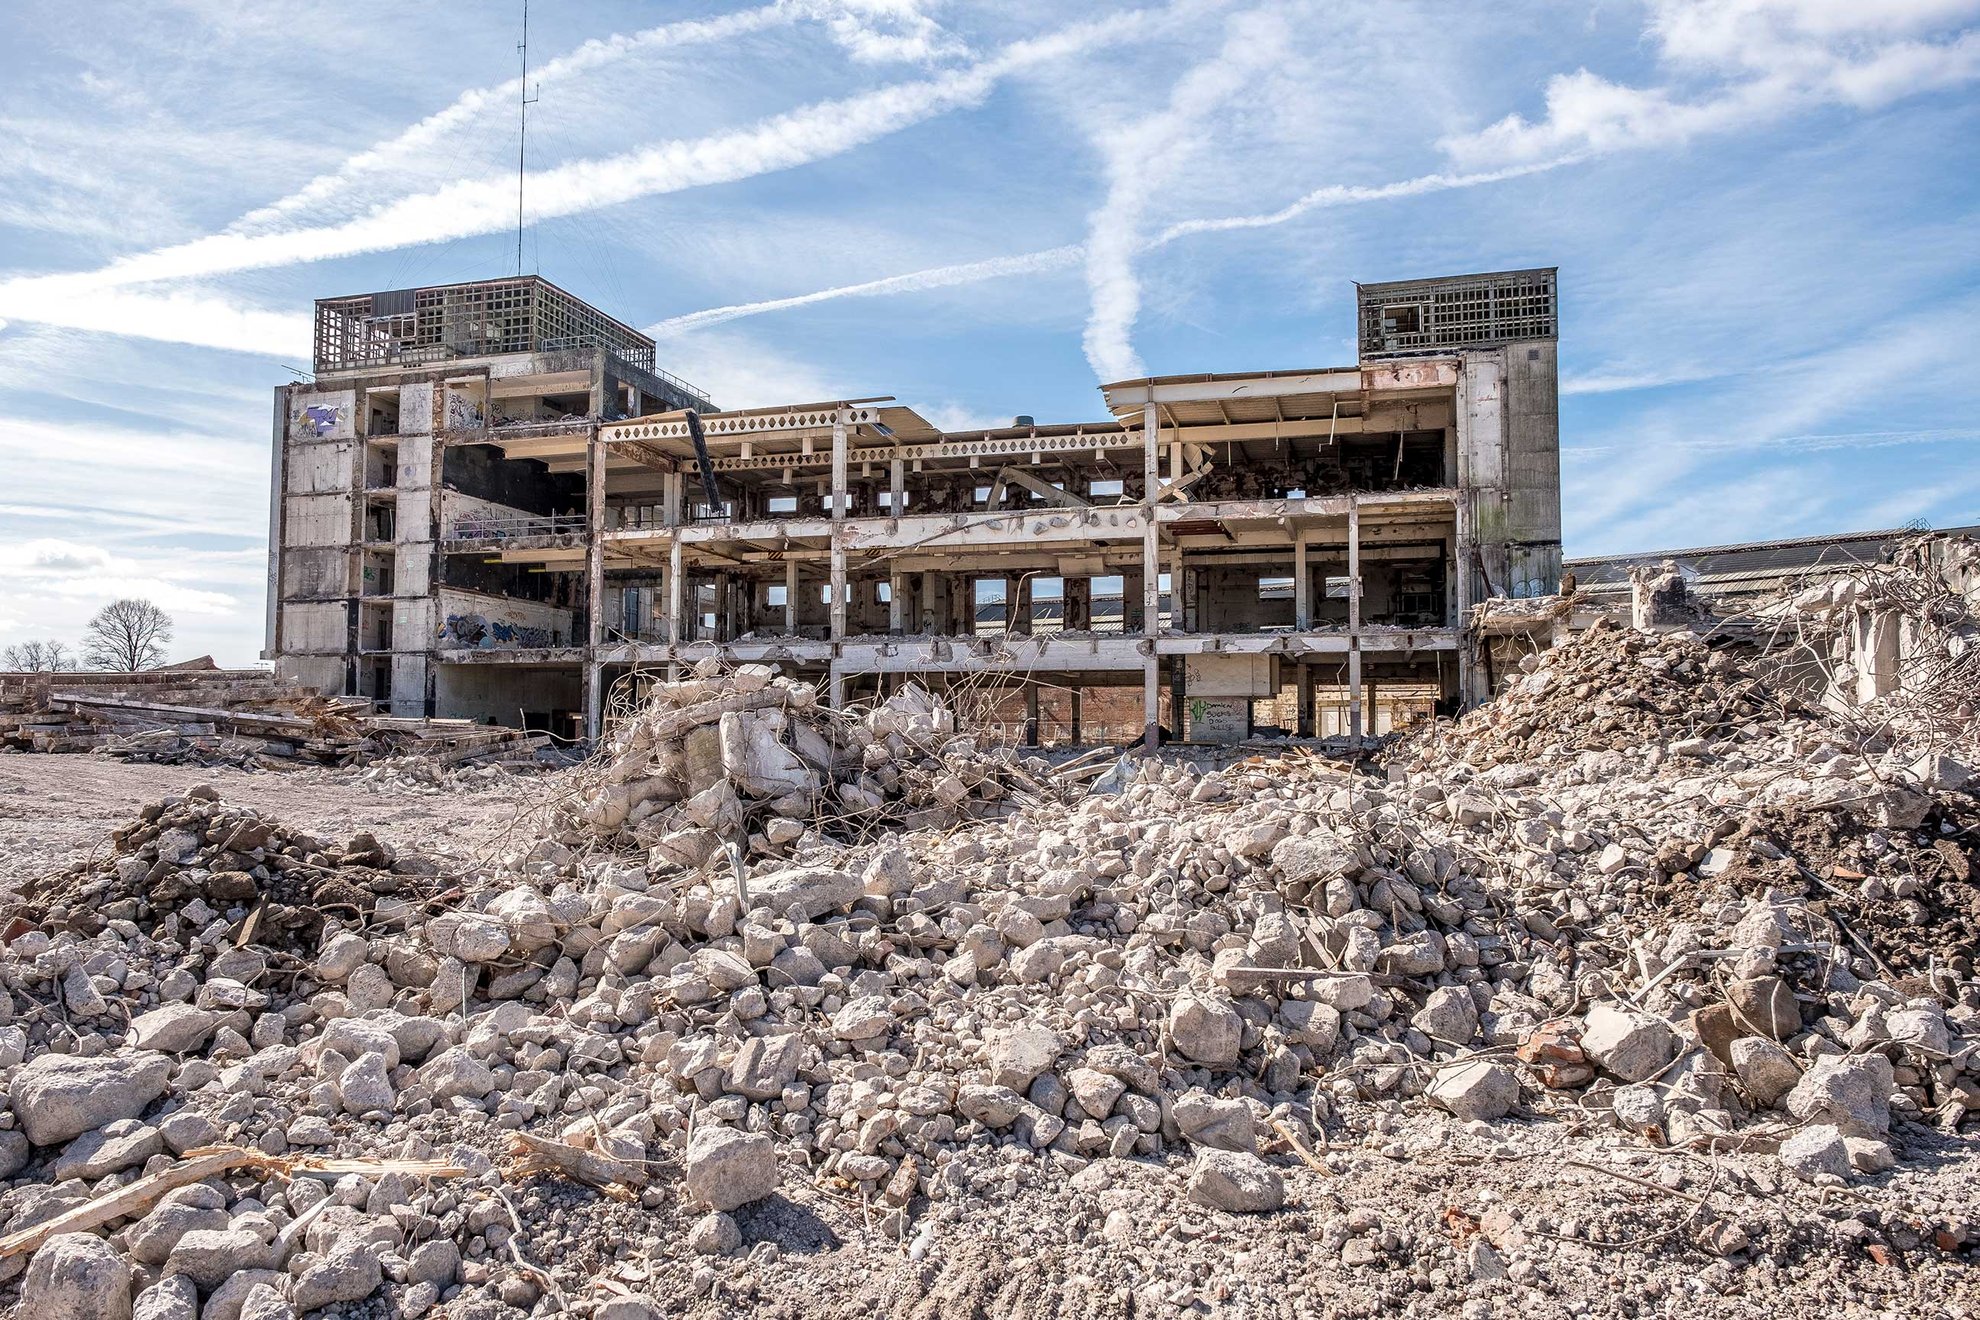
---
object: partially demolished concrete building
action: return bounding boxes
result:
[266,268,1562,745]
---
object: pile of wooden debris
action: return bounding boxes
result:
[0,659,546,770]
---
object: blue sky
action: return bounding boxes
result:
[2,0,1977,666]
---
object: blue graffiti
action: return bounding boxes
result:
[439,612,557,650]
[300,404,342,436]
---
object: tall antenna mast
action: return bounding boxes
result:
[516,0,539,276]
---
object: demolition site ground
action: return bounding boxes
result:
[0,607,1975,1320]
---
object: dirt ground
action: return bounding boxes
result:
[3,753,1978,1319]
[0,752,540,888]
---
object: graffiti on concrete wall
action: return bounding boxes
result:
[296,404,347,437]
[444,391,485,430]
[438,612,558,650]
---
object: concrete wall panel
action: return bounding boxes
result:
[283,493,354,548]
[288,389,356,442]
[280,602,348,654]
[280,546,350,600]
[285,441,355,495]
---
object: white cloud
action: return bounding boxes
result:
[655,329,844,410]
[0,281,308,358]
[1444,0,1980,167]
[4,7,1150,308]
[1078,7,1290,382]
[649,245,1082,335]
[230,2,809,236]
[644,158,1561,345]
[809,0,968,64]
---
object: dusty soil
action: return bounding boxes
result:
[0,752,544,888]
[2,753,1978,1319]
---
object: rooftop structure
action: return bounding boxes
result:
[267,269,1562,746]
[311,275,711,407]
[1357,267,1557,358]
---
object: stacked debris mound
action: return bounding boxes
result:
[1437,617,1785,767]
[0,664,556,772]
[0,727,1973,1315]
[559,662,1064,864]
[14,786,444,954]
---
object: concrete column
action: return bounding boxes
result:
[829,534,848,641]
[831,409,848,522]
[919,570,936,634]
[1169,656,1186,741]
[1024,683,1040,746]
[1069,687,1083,743]
[1013,573,1030,636]
[1365,680,1379,735]
[784,558,798,634]
[581,432,607,741]
[663,471,681,528]
[829,660,844,709]
[1142,656,1160,752]
[1348,499,1363,737]
[1142,400,1160,658]
[1293,536,1310,631]
[1168,547,1184,633]
[1296,663,1314,738]
[666,535,684,647]
[889,456,904,518]
[888,568,904,635]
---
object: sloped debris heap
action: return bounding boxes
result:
[0,630,1971,1318]
[16,786,445,955]
[1440,616,1794,768]
[557,663,1068,866]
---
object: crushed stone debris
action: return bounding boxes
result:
[0,627,1974,1317]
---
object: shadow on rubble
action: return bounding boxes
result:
[1889,1121,1980,1177]
[736,1194,842,1255]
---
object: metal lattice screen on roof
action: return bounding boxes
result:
[313,276,658,374]
[1356,268,1557,358]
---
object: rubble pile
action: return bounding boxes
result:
[0,631,1970,1316]
[1764,532,1980,760]
[558,664,1067,865]
[0,663,553,772]
[1437,617,1790,767]
[19,787,445,955]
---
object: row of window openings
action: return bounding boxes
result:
[697,478,1131,520]
[720,573,1346,611]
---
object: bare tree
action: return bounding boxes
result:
[2,639,78,672]
[81,599,174,671]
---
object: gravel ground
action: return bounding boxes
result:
[1,751,1977,1319]
[0,751,545,887]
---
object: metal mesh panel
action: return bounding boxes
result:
[313,277,660,375]
[1357,268,1557,358]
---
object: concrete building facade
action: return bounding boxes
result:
[267,268,1561,745]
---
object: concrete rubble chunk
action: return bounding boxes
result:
[1730,1037,1801,1108]
[164,1228,279,1290]
[1778,1124,1851,1183]
[1725,975,1798,1040]
[1428,1058,1520,1121]
[685,1126,779,1211]
[1785,1053,1893,1137]
[12,1050,172,1146]
[747,867,862,920]
[127,1003,222,1053]
[1186,1149,1285,1213]
[1172,1092,1256,1151]
[22,1231,133,1320]
[1579,1001,1678,1083]
[983,1025,1064,1092]
[1169,992,1242,1066]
